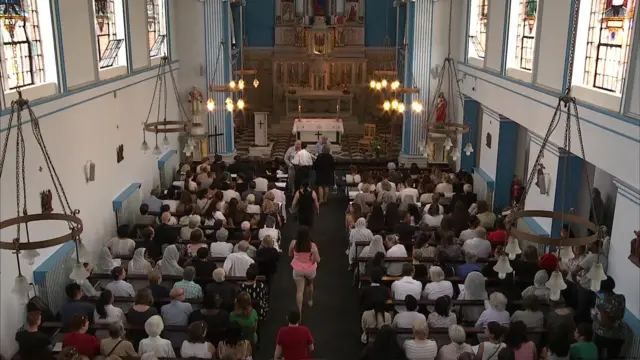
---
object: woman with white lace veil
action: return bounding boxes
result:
[128,248,153,275]
[348,218,373,267]
[456,271,488,324]
[95,247,118,274]
[155,245,184,276]
[358,235,386,274]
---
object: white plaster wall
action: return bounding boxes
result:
[514,123,529,180]
[524,137,558,234]
[478,107,501,181]
[175,0,206,113]
[58,0,97,88]
[0,67,180,357]
[607,184,640,320]
[130,0,151,70]
[484,0,506,72]
[534,0,571,91]
[628,43,640,117]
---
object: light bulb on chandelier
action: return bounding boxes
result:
[391,80,400,90]
[225,97,233,105]
[381,79,388,88]
[370,80,376,89]
[162,135,170,149]
[237,99,245,110]
[140,140,150,153]
[253,78,259,88]
[546,270,567,301]
[206,98,215,111]
[226,102,234,112]
[238,79,245,90]
[493,255,513,279]
[450,148,459,161]
[411,101,423,113]
[397,103,406,113]
[391,99,399,109]
[383,101,391,111]
[504,236,522,260]
[229,80,236,89]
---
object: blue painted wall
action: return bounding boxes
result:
[365,0,397,46]
[232,5,242,69]
[551,150,583,238]
[396,5,407,71]
[245,0,275,47]
[461,98,480,172]
[494,119,518,211]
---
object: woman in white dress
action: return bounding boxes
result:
[139,315,175,357]
[128,248,153,275]
[155,245,184,276]
[95,247,118,274]
[180,321,214,359]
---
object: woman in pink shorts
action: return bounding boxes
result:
[289,225,321,314]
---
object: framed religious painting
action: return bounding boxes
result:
[345,0,363,24]
[276,0,297,24]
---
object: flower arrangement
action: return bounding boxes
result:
[371,137,386,158]
[188,87,204,104]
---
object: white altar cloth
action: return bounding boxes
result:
[292,118,344,143]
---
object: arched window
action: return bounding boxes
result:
[147,0,166,58]
[1,0,44,89]
[94,0,125,69]
[582,0,636,93]
[468,0,489,59]
[515,0,538,71]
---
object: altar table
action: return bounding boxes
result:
[292,118,344,143]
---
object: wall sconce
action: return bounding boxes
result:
[84,161,95,183]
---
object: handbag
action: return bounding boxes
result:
[106,339,124,356]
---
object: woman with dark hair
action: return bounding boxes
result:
[366,251,386,277]
[202,191,226,229]
[440,231,463,261]
[229,292,259,345]
[504,321,536,360]
[360,299,392,343]
[427,295,457,328]
[360,324,407,360]
[217,326,252,360]
[367,204,386,233]
[240,264,268,320]
[289,225,321,314]
[476,321,506,360]
[419,182,436,205]
[62,315,100,357]
[384,202,399,232]
[541,325,572,360]
[180,321,214,358]
[93,289,126,325]
[189,293,230,345]
[225,198,239,225]
[422,194,444,227]
[451,201,471,237]
[313,144,335,204]
[347,202,363,229]
[592,276,626,360]
[407,203,422,226]
[292,179,319,227]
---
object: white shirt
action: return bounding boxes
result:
[376,181,397,194]
[459,229,478,242]
[423,203,444,215]
[258,227,281,250]
[292,149,314,166]
[93,304,126,324]
[403,339,438,360]
[392,311,426,329]
[210,242,233,257]
[346,174,361,184]
[106,237,136,256]
[422,281,455,311]
[398,188,419,203]
[421,214,443,227]
[246,204,261,214]
[391,276,423,312]
[223,252,255,277]
[254,177,268,192]
[463,237,492,259]
[105,280,135,297]
[223,190,241,203]
[180,341,213,359]
[385,244,408,276]
[139,337,176,357]
[435,182,453,194]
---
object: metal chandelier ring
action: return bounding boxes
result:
[507,210,599,247]
[0,213,84,250]
[427,122,470,135]
[143,121,203,134]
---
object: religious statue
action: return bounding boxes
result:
[188,87,204,115]
[435,92,447,123]
[347,4,358,22]
[535,163,548,195]
[510,175,522,205]
[314,0,325,16]
[40,189,53,214]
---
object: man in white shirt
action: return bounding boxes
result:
[462,227,492,259]
[222,182,241,203]
[223,241,255,276]
[284,140,302,194]
[459,215,481,242]
[210,228,233,257]
[398,179,420,203]
[105,266,135,297]
[390,264,423,312]
[385,235,408,276]
[259,215,281,251]
[254,176,268,192]
[392,294,426,328]
[292,146,314,190]
[376,173,397,194]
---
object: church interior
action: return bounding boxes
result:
[0,0,639,358]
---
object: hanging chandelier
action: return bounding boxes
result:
[141,56,200,156]
[502,0,606,298]
[206,41,254,114]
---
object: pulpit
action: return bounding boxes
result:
[249,112,273,157]
[427,133,449,164]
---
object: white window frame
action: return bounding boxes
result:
[148,0,167,64]
[468,0,489,67]
[506,0,538,82]
[93,0,127,79]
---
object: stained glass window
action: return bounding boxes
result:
[584,0,636,93]
[515,0,538,71]
[94,0,119,68]
[147,0,166,57]
[1,0,44,89]
[469,0,488,58]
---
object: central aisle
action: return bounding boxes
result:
[255,196,363,359]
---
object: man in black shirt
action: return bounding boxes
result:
[205,268,240,312]
[187,247,217,282]
[15,311,51,359]
[359,268,391,312]
[59,283,95,329]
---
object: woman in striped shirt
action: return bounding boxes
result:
[402,318,438,360]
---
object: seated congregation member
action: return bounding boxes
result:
[100,322,137,357]
[511,245,541,281]
[570,323,598,360]
[203,193,227,227]
[449,183,477,213]
[187,247,217,279]
[510,296,544,330]
[385,234,408,276]
[289,225,321,313]
[360,235,386,274]
[435,175,454,195]
[161,287,193,349]
[254,174,268,193]
[462,227,492,259]
[476,321,507,360]
[95,247,118,274]
[139,315,175,357]
[223,181,241,203]
[156,244,184,276]
[361,300,392,342]
[422,266,454,311]
[396,211,417,244]
[189,294,230,345]
[242,181,264,206]
[413,232,437,259]
[346,165,362,185]
[60,283,95,328]
[177,191,199,216]
[422,196,444,227]
[184,171,199,193]
[521,270,550,301]
[206,268,240,312]
[211,227,233,257]
[457,271,488,324]
[173,266,204,299]
[384,202,400,233]
[262,191,281,227]
[459,216,481,242]
[360,325,406,360]
[346,202,363,229]
[218,326,253,360]
[126,288,159,348]
[505,321,536,360]
[457,251,483,279]
[224,240,255,276]
[180,204,202,226]
[158,204,178,225]
[488,219,507,245]
[15,311,52,359]
[128,248,154,275]
[241,264,268,320]
[437,325,474,360]
[349,218,374,266]
[367,205,386,234]
[423,193,445,216]
[105,266,135,297]
[180,321,215,359]
[258,216,281,250]
[427,295,457,328]
[274,310,314,360]
[181,217,200,242]
[106,225,136,256]
[403,318,438,360]
[147,270,170,299]
[360,268,391,312]
[94,289,126,324]
[144,189,163,213]
[392,294,426,329]
[541,326,573,360]
[256,235,280,283]
[476,292,510,327]
[62,314,100,357]
[399,178,420,203]
[246,194,261,215]
[476,200,496,230]
[234,230,258,257]
[419,183,436,205]
[151,212,177,258]
[391,264,422,312]
[229,292,259,344]
[199,171,216,192]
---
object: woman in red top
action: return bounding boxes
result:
[488,218,507,251]
[61,314,100,357]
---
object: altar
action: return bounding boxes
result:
[286,89,353,118]
[292,118,344,143]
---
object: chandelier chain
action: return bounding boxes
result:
[142,63,164,129]
[564,0,582,91]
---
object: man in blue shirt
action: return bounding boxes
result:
[59,283,95,329]
[143,188,163,213]
[456,251,482,279]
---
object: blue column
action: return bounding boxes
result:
[401,1,415,155]
[493,118,518,211]
[460,97,480,172]
[222,1,235,154]
[551,149,583,238]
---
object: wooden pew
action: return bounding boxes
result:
[356,256,493,265]
[87,273,263,284]
[359,275,533,286]
[114,255,252,263]
[364,327,547,335]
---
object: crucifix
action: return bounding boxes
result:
[257,120,264,129]
[315,131,323,140]
[254,112,269,146]
[208,125,225,155]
